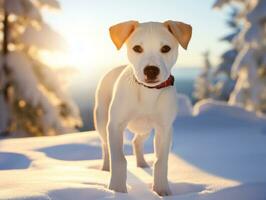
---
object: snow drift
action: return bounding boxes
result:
[0,102,266,200]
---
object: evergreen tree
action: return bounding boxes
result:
[228,0,266,112]
[213,0,266,113]
[0,0,82,137]
[212,6,240,100]
[193,51,214,100]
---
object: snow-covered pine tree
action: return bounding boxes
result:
[212,7,239,101]
[193,51,214,100]
[0,0,82,137]
[228,0,266,113]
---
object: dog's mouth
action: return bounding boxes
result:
[134,74,175,89]
[144,79,160,84]
[134,75,160,86]
[134,76,163,87]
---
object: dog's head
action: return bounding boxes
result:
[109,21,192,87]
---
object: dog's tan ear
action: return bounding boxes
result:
[163,20,192,50]
[109,21,139,50]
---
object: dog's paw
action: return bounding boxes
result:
[108,182,127,193]
[152,184,172,196]
[137,161,149,168]
[101,165,110,171]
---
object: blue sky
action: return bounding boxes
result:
[45,0,231,73]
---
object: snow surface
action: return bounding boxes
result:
[177,93,193,116]
[1,102,266,200]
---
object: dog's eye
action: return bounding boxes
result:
[133,45,143,53]
[161,45,171,53]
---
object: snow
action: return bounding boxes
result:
[20,23,66,51]
[6,51,80,135]
[220,31,239,42]
[7,51,42,107]
[212,0,230,9]
[177,93,193,116]
[2,0,80,136]
[212,0,246,9]
[244,23,260,43]
[31,59,82,128]
[1,102,266,199]
[6,51,61,131]
[35,0,60,10]
[246,0,266,24]
[4,0,42,21]
[222,49,238,61]
[231,44,253,78]
[215,49,237,75]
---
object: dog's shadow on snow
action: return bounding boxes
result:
[169,182,206,196]
[36,131,153,161]
[37,143,102,161]
[82,165,206,198]
[142,168,206,197]
[36,143,141,161]
[0,152,31,170]
[147,181,206,197]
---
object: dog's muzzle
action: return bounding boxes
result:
[144,65,160,82]
[135,74,175,89]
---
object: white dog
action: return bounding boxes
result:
[94,20,192,196]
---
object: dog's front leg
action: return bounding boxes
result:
[153,126,172,196]
[107,118,128,193]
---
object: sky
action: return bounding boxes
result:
[44,0,232,74]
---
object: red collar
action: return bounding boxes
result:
[136,75,175,89]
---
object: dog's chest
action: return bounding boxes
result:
[136,87,161,113]
[127,116,154,135]
[127,87,161,134]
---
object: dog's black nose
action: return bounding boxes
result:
[144,66,160,80]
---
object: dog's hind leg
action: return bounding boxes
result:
[94,66,126,171]
[94,106,110,171]
[94,93,110,171]
[101,141,110,171]
[132,134,149,168]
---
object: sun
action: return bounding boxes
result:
[39,24,129,75]
[38,29,98,69]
